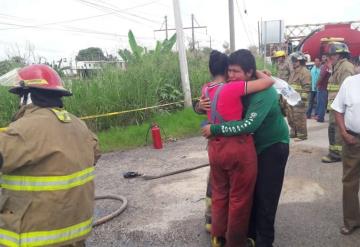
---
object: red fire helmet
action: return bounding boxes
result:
[8,64,72,96]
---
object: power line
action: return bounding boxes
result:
[237,0,258,45]
[0,0,163,30]
[0,0,163,32]
[235,0,255,46]
[0,13,112,31]
[76,0,160,26]
[0,21,155,41]
[154,15,207,50]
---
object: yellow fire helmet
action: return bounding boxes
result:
[273,50,286,58]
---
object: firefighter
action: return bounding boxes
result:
[321,42,355,163]
[0,64,100,247]
[273,50,291,82]
[287,52,311,140]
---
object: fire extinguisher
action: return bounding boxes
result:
[151,123,163,149]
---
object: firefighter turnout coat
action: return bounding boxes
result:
[0,105,100,247]
[327,58,355,109]
[288,66,311,101]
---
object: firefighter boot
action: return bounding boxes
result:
[289,129,296,138]
[211,236,226,247]
[321,154,341,163]
[205,214,211,233]
[294,133,307,142]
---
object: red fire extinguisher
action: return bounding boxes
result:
[151,123,163,149]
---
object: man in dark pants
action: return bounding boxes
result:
[201,50,290,247]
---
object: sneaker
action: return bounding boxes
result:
[321,155,341,163]
[211,236,226,247]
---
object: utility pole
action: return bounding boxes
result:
[191,14,195,51]
[154,15,206,50]
[165,16,168,39]
[228,0,235,52]
[172,0,192,107]
[209,36,212,49]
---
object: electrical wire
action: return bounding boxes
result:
[235,0,255,46]
[0,0,163,31]
[76,0,160,26]
[0,21,155,41]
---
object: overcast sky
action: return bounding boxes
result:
[1,0,359,62]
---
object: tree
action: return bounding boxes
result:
[76,47,106,61]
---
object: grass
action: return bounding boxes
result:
[0,52,210,131]
[98,108,206,152]
[0,53,276,153]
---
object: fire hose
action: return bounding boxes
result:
[123,164,209,180]
[93,163,209,226]
[142,163,209,180]
[93,195,128,227]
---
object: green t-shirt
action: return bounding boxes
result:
[210,87,289,154]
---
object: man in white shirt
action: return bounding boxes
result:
[331,73,360,235]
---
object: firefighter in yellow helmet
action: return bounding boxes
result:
[287,52,311,140]
[321,42,355,163]
[0,64,100,247]
[273,50,291,82]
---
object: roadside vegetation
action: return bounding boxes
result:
[0,31,272,151]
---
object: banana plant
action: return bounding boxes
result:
[118,30,177,64]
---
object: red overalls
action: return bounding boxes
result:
[206,83,257,247]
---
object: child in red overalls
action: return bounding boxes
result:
[202,50,274,247]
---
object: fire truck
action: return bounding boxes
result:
[285,21,360,62]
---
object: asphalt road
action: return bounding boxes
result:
[88,118,360,247]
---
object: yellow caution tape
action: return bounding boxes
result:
[0,101,185,132]
[79,101,184,120]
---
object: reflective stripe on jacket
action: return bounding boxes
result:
[0,105,100,247]
[327,59,355,102]
[288,66,311,101]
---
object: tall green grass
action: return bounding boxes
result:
[0,52,210,131]
[0,52,270,133]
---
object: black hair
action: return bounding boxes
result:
[209,50,228,77]
[228,49,256,78]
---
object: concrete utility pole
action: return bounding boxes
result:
[172,0,192,107]
[165,16,168,39]
[191,14,195,51]
[228,0,235,52]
